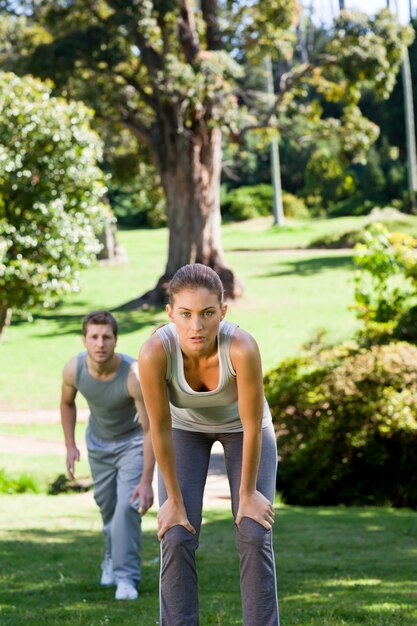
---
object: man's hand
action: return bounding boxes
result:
[66,446,80,480]
[130,479,154,516]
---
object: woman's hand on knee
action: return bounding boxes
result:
[235,490,275,530]
[157,497,196,541]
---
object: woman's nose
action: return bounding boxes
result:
[191,315,203,331]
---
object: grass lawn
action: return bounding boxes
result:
[0,216,369,411]
[0,495,416,625]
[1,215,417,625]
[0,421,90,493]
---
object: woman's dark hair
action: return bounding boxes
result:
[82,310,118,337]
[168,264,224,305]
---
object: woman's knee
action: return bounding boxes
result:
[162,525,199,555]
[235,517,271,550]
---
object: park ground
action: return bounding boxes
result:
[1,217,417,625]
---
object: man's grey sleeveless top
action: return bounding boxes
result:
[76,352,141,441]
[156,320,272,433]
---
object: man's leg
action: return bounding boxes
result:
[158,429,214,626]
[111,434,143,585]
[220,424,280,626]
[87,441,117,579]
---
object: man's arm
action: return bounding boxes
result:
[60,357,80,480]
[128,362,155,515]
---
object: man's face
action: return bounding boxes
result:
[82,323,117,364]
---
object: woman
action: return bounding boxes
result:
[139,263,279,626]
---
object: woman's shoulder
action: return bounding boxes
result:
[139,332,166,365]
[229,326,260,360]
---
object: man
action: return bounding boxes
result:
[60,310,155,601]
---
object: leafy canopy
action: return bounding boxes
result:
[0,72,108,314]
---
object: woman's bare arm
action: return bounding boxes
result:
[139,334,196,539]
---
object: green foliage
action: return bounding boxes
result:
[303,146,358,210]
[222,185,309,221]
[0,72,108,315]
[0,468,41,493]
[221,184,274,221]
[0,4,411,185]
[237,0,297,63]
[308,229,364,249]
[325,10,414,100]
[353,222,417,326]
[265,339,417,507]
[282,192,309,218]
[280,10,413,214]
[327,196,376,218]
[107,161,167,228]
[394,304,417,343]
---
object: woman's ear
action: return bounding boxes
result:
[166,304,174,322]
[221,303,228,320]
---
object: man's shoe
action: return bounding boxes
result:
[100,557,116,586]
[115,580,138,601]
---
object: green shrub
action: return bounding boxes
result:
[308,229,363,249]
[393,304,417,343]
[353,223,417,329]
[302,148,357,210]
[0,468,41,494]
[221,184,273,221]
[221,185,310,221]
[327,196,375,218]
[108,173,167,228]
[264,340,417,507]
[282,192,309,218]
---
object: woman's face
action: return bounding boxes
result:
[167,287,227,355]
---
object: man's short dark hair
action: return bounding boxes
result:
[82,310,118,338]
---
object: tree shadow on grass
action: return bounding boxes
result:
[1,506,417,625]
[15,308,163,339]
[0,527,161,626]
[260,254,354,278]
[277,506,417,625]
[0,514,242,626]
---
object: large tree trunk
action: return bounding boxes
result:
[118,123,242,309]
[162,128,229,270]
[0,305,12,342]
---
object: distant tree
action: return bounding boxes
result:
[0,3,412,304]
[0,72,108,339]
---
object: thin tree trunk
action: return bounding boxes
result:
[392,0,417,211]
[0,305,12,342]
[401,45,417,211]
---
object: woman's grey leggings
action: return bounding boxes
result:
[158,423,280,626]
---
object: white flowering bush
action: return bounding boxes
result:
[0,72,109,324]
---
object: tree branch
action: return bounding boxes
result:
[94,109,153,146]
[178,0,200,63]
[238,55,338,139]
[112,69,157,109]
[201,0,222,50]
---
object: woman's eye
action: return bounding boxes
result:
[205,311,214,317]
[181,312,191,318]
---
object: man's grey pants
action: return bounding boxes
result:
[158,423,279,626]
[87,428,143,584]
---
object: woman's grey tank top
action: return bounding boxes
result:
[76,352,141,441]
[156,320,272,433]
